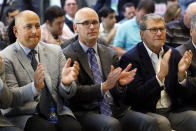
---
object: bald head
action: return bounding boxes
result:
[184,2,196,28]
[13,10,41,49]
[73,7,100,47]
[15,10,40,27]
[74,7,99,23]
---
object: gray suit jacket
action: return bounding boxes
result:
[63,41,128,118]
[0,61,35,127]
[0,41,76,119]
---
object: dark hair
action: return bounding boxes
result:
[98,7,115,18]
[122,2,135,12]
[8,19,16,44]
[44,5,65,23]
[6,7,18,17]
[137,0,155,14]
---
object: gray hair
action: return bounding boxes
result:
[139,13,165,31]
[191,14,196,29]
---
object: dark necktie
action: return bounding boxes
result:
[28,50,57,114]
[28,49,38,71]
[87,48,112,116]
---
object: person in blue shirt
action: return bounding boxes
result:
[113,0,155,57]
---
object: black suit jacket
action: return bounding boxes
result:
[120,42,190,113]
[65,16,74,33]
[63,40,128,118]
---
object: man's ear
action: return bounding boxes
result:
[13,26,17,36]
[73,24,78,33]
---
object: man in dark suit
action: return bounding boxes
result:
[63,7,161,131]
[64,0,78,33]
[174,14,196,131]
[0,10,81,131]
[120,13,193,131]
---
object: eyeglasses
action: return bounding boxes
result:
[145,27,166,34]
[76,20,99,27]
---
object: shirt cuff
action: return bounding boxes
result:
[156,75,165,87]
[178,71,187,86]
[61,82,72,93]
[0,79,3,94]
[32,82,38,97]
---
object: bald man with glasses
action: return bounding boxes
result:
[63,7,162,131]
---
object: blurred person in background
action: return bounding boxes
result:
[41,6,74,45]
[164,3,181,23]
[118,2,136,24]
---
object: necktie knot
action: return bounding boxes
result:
[28,49,37,58]
[87,48,95,55]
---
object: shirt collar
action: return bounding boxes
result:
[143,42,164,59]
[66,14,74,22]
[192,40,196,49]
[17,40,38,55]
[79,41,98,54]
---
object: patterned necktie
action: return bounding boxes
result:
[28,50,38,71]
[87,48,112,116]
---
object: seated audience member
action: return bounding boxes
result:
[174,14,196,131]
[0,10,81,131]
[63,7,162,131]
[166,1,196,47]
[0,56,39,131]
[120,13,193,131]
[118,2,136,24]
[113,0,155,57]
[98,7,118,46]
[64,0,78,33]
[41,6,74,45]
[0,7,19,46]
[164,3,181,23]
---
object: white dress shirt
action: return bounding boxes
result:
[143,42,171,109]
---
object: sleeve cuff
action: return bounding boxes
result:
[31,82,38,97]
[61,82,72,93]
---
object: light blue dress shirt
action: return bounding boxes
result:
[113,16,142,50]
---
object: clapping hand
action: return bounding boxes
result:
[178,50,192,81]
[119,64,137,86]
[34,63,45,92]
[62,58,79,86]
[157,49,172,82]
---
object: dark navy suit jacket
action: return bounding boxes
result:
[120,42,190,113]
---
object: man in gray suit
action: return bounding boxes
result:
[0,56,38,131]
[174,14,196,131]
[0,10,81,131]
[63,7,159,131]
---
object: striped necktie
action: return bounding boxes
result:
[87,48,112,116]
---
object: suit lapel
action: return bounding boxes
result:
[188,42,196,63]
[138,43,156,79]
[72,41,94,81]
[37,43,52,93]
[14,42,34,81]
[98,44,110,80]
